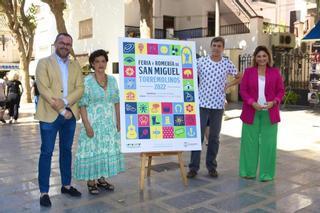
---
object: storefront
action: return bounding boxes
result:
[0,63,19,78]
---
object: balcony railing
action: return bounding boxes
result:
[124,26,167,39]
[125,22,251,40]
[252,0,276,3]
[263,22,290,34]
[155,29,165,39]
[174,28,206,39]
[220,22,250,36]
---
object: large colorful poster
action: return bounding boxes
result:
[119,38,201,153]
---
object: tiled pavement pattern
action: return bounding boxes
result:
[0,104,319,213]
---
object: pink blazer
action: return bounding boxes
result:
[240,66,285,124]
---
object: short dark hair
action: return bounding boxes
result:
[210,36,225,47]
[89,49,109,69]
[252,45,273,67]
[54,32,73,43]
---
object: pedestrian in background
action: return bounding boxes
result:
[30,76,40,111]
[6,70,23,124]
[0,76,6,123]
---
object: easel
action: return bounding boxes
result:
[139,151,188,191]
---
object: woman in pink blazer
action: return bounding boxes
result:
[239,46,284,181]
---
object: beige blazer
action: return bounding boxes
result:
[35,54,84,122]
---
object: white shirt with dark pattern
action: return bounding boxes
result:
[197,56,237,109]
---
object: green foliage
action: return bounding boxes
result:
[26,3,37,31]
[82,64,92,76]
[284,90,300,105]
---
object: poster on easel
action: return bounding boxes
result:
[119,37,201,153]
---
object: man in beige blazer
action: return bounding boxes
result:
[36,33,84,207]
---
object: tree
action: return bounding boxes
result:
[41,0,67,33]
[0,0,37,103]
[41,0,75,57]
[138,0,153,38]
[317,0,320,22]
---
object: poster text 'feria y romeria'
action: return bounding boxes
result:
[119,37,201,153]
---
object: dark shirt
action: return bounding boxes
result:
[33,81,40,96]
[7,80,22,96]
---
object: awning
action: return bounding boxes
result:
[0,63,19,70]
[302,21,320,42]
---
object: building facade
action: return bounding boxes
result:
[0,14,20,78]
[125,0,317,55]
[31,0,124,75]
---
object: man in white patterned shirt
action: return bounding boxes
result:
[188,37,242,178]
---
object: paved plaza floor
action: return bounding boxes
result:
[0,103,319,213]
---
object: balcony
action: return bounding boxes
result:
[125,22,250,40]
[252,0,276,3]
[220,22,250,36]
[263,22,290,34]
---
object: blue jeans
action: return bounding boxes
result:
[189,107,224,172]
[38,115,76,193]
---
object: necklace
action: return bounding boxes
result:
[94,73,107,89]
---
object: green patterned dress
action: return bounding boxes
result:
[74,74,125,180]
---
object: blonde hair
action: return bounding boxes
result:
[7,70,20,81]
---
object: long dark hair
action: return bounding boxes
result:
[252,46,273,67]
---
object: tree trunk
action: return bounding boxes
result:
[49,3,68,33]
[139,0,153,38]
[20,60,32,103]
[14,29,33,103]
[317,0,320,22]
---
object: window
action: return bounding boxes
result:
[290,10,301,33]
[79,18,93,39]
[207,12,215,37]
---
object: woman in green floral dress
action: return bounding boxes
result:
[74,49,125,195]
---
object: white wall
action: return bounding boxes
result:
[125,0,243,31]
[154,0,181,29]
[250,0,315,25]
[124,0,317,33]
[125,0,141,27]
[173,0,210,30]
[65,0,124,73]
[0,35,20,63]
[190,17,271,56]
[0,12,22,64]
[33,1,57,60]
[33,0,124,75]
